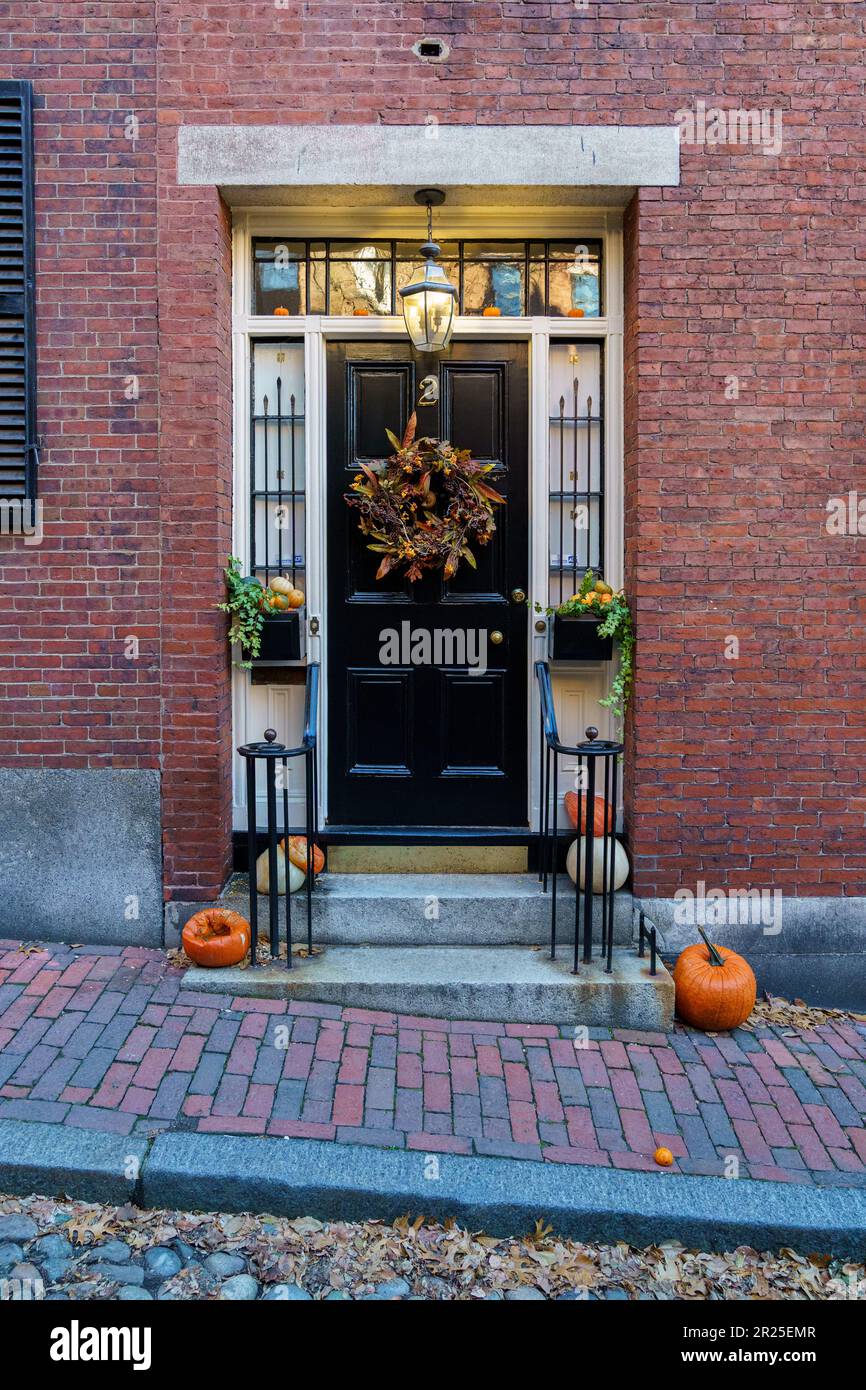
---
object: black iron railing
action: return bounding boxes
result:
[535,659,622,974]
[637,907,658,977]
[238,661,320,969]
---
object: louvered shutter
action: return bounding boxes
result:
[0,80,35,499]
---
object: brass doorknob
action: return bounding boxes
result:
[490,630,504,645]
[511,588,526,604]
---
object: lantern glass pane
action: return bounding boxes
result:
[396,250,458,298]
[401,269,455,350]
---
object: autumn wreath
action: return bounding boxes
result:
[345,411,505,583]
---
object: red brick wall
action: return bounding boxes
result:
[156,178,234,899]
[154,0,866,898]
[0,4,160,773]
[4,1,865,903]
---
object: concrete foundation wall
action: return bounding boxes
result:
[0,769,163,947]
[643,897,866,1012]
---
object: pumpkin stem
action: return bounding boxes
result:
[697,926,726,967]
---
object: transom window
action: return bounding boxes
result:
[252,238,602,318]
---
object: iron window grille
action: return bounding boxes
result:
[249,338,305,589]
[252,238,603,319]
[549,339,605,605]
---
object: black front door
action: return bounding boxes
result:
[326,340,528,828]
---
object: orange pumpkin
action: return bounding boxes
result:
[182,908,251,968]
[273,306,290,317]
[654,1147,674,1167]
[567,308,585,318]
[283,836,325,876]
[563,791,614,836]
[482,306,501,316]
[673,928,756,1031]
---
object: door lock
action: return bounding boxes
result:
[490,630,504,645]
[511,588,526,604]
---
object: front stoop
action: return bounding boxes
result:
[188,873,670,1029]
[219,872,635,947]
[182,946,674,1030]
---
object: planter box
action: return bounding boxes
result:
[550,613,613,662]
[254,611,302,663]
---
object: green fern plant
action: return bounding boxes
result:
[218,555,265,668]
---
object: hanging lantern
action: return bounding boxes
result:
[398,188,457,352]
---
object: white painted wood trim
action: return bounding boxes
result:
[231,213,251,825]
[238,207,613,238]
[529,322,551,830]
[305,322,327,821]
[230,211,625,834]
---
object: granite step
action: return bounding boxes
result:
[217,872,635,947]
[181,943,674,1030]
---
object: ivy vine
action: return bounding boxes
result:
[537,569,635,728]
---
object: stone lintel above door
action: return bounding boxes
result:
[177,123,680,208]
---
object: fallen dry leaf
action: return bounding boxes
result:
[0,1191,858,1302]
[741,991,861,1032]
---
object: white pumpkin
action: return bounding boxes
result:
[255,844,305,895]
[566,836,629,893]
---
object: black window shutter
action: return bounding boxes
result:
[0,79,36,500]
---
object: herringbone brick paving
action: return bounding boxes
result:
[2,941,866,1186]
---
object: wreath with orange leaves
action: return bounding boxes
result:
[344,409,505,583]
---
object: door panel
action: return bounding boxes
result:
[326,340,528,827]
[349,365,412,464]
[439,671,506,775]
[346,669,413,775]
[442,362,504,463]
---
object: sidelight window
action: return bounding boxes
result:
[249,339,306,590]
[548,340,605,606]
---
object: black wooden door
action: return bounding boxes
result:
[326,340,528,828]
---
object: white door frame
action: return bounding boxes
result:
[231,205,624,833]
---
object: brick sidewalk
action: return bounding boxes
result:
[1,940,865,1187]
